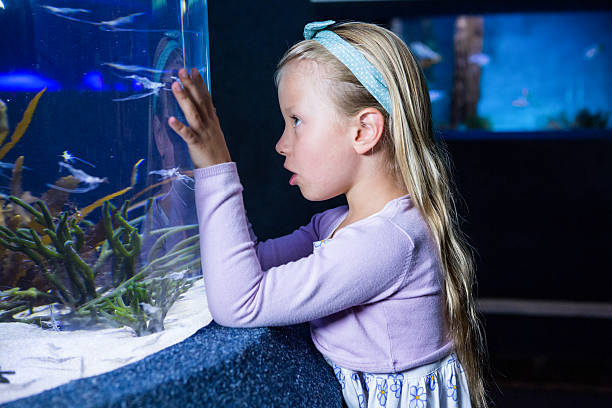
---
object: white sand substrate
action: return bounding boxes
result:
[0,278,212,404]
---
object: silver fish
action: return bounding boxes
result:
[468,53,490,67]
[409,41,442,63]
[47,162,108,193]
[41,5,91,15]
[99,12,145,28]
[103,62,169,75]
[42,7,147,32]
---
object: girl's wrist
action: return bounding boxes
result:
[190,146,232,169]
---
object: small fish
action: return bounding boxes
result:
[122,74,165,91]
[61,150,95,168]
[0,160,30,179]
[103,62,168,75]
[47,162,108,193]
[0,1,5,10]
[429,90,445,103]
[112,89,161,102]
[468,53,490,67]
[512,88,529,108]
[0,161,20,169]
[149,167,194,184]
[113,74,170,102]
[99,12,145,28]
[149,167,194,199]
[584,43,604,60]
[42,7,145,31]
[409,42,442,63]
[41,5,91,15]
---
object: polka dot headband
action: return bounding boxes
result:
[304,20,392,114]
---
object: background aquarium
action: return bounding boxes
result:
[0,0,209,335]
[391,11,612,135]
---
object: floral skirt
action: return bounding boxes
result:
[324,353,471,408]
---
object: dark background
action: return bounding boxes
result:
[207,0,612,406]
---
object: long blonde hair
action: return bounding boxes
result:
[276,22,489,407]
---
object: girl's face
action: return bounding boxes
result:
[276,60,359,201]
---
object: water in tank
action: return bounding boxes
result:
[0,1,210,395]
[390,11,612,135]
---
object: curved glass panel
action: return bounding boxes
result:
[0,1,210,400]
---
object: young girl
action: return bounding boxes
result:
[168,20,488,408]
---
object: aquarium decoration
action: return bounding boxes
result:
[0,188,200,337]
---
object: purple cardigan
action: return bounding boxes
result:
[194,162,452,372]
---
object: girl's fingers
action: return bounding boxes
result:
[177,68,212,120]
[168,116,199,145]
[171,81,206,133]
[188,68,215,116]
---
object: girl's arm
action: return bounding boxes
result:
[170,68,413,327]
[249,210,341,270]
[195,162,413,328]
[252,222,315,271]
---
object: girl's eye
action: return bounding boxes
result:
[291,116,301,127]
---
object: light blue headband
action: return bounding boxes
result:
[303,20,392,114]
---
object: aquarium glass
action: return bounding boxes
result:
[0,0,209,334]
[390,11,612,135]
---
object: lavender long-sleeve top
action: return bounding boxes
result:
[194,162,452,372]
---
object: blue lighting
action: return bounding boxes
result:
[82,71,104,90]
[0,72,61,92]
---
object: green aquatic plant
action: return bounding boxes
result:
[465,114,492,131]
[547,109,610,130]
[0,195,200,336]
[574,108,609,129]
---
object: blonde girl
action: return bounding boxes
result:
[169,20,488,408]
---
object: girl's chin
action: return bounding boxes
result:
[299,187,336,202]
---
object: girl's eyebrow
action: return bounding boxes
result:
[281,104,296,112]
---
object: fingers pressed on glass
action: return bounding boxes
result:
[180,68,210,118]
[168,116,197,144]
[190,68,211,98]
[171,81,205,132]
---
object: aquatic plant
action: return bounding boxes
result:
[546,109,610,130]
[0,194,200,336]
[574,109,609,129]
[465,114,492,131]
[0,91,199,335]
[0,88,46,160]
[0,196,102,307]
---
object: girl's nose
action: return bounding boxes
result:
[275,132,289,156]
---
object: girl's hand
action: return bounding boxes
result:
[169,67,232,168]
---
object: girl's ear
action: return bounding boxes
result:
[352,107,385,155]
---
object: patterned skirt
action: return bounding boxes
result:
[324,353,471,408]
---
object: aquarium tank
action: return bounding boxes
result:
[0,0,209,335]
[390,11,612,136]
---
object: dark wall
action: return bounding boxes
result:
[447,136,611,301]
[207,1,611,302]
